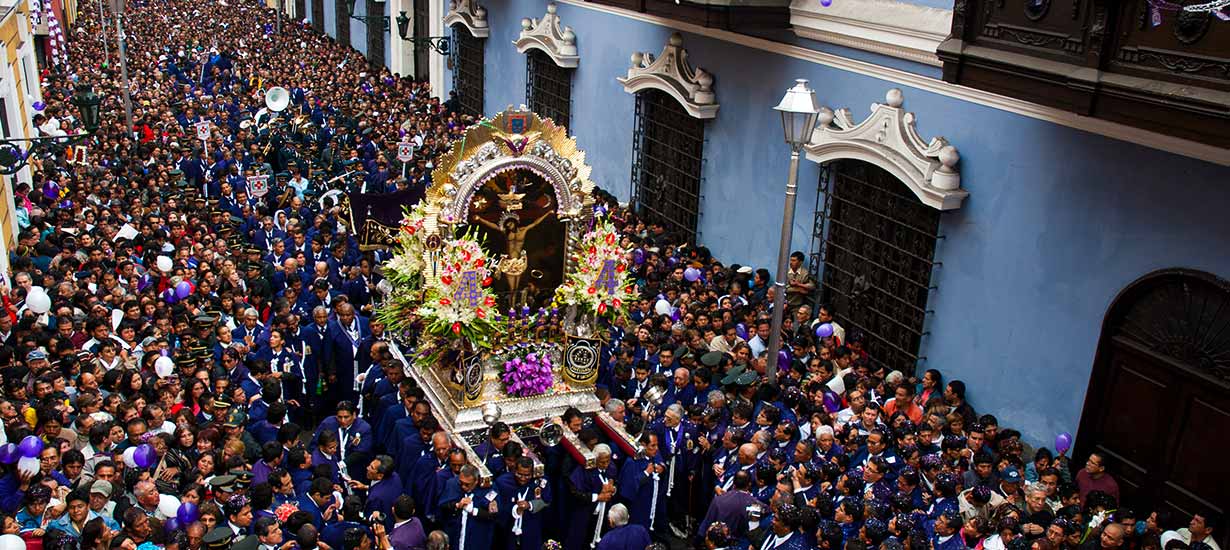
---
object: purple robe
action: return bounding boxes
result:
[567,464,618,550]
[595,524,652,550]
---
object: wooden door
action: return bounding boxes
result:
[1078,270,1230,548]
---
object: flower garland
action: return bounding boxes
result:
[501,352,554,397]
[555,216,637,320]
[376,203,433,338]
[413,228,503,348]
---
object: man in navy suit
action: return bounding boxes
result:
[650,403,699,534]
[755,504,809,550]
[349,455,403,526]
[299,306,332,418]
[848,429,901,474]
[312,401,374,483]
[326,302,369,408]
[298,477,338,530]
[932,512,968,550]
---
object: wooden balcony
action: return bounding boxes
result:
[584,0,792,32]
[938,0,1230,148]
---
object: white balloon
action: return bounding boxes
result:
[156,256,173,272]
[157,494,180,520]
[654,299,672,316]
[26,288,50,314]
[155,356,175,378]
[123,447,138,468]
[16,455,39,477]
[0,534,25,550]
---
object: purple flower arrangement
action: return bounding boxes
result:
[501,352,554,397]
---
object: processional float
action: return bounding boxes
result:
[376,107,642,482]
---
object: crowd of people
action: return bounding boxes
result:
[1,0,1223,549]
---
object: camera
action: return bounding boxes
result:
[367,511,385,527]
[746,504,765,521]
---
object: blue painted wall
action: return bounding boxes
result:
[459,0,1230,446]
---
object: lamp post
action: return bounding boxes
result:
[96,0,109,66]
[0,85,103,175]
[765,79,820,385]
[111,0,136,151]
[395,11,451,55]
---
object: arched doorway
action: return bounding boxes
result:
[1077,269,1230,542]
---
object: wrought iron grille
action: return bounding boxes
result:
[815,160,941,375]
[525,50,572,130]
[335,0,350,49]
[311,0,324,33]
[630,89,705,243]
[452,24,484,118]
[412,0,430,80]
[366,0,386,68]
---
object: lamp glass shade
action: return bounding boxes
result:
[396,10,410,39]
[773,78,821,147]
[72,85,102,133]
[346,0,356,16]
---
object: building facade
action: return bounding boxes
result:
[300,0,1230,526]
[0,0,42,275]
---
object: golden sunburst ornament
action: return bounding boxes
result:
[426,106,595,229]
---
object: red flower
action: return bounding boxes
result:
[441,276,453,286]
[616,264,625,273]
[453,262,462,271]
[451,322,462,335]
[588,246,597,254]
[482,277,492,287]
[598,302,608,315]
[484,296,495,306]
[605,233,615,245]
[439,298,452,306]
[476,309,486,319]
[462,249,471,261]
[587,287,597,295]
[475,258,485,267]
[613,298,622,308]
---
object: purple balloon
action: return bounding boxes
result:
[175,280,192,299]
[32,101,45,112]
[670,308,681,322]
[822,392,840,413]
[18,435,43,458]
[1054,432,1073,454]
[177,502,199,525]
[777,350,790,371]
[162,288,178,304]
[164,518,182,533]
[632,249,645,265]
[735,323,748,340]
[820,0,833,6]
[667,256,679,267]
[683,267,701,282]
[815,323,834,339]
[133,443,157,469]
[0,443,18,464]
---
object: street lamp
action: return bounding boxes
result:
[765,78,820,385]
[0,85,103,175]
[395,10,451,55]
[345,0,390,31]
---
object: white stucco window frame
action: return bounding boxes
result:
[790,0,951,67]
[443,0,488,39]
[514,3,578,68]
[804,88,968,210]
[617,32,718,119]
